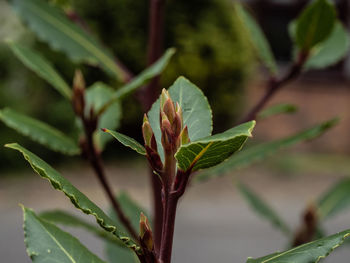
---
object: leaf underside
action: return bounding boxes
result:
[103,129,146,155]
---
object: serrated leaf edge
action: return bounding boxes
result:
[7,143,141,253]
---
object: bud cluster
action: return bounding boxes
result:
[142,89,190,175]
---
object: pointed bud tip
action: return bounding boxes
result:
[101,128,107,132]
[143,113,149,123]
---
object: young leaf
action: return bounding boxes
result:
[106,192,148,263]
[304,22,350,70]
[175,121,255,172]
[23,206,107,263]
[318,178,350,220]
[237,182,291,236]
[85,83,122,151]
[234,2,277,74]
[246,229,350,263]
[6,143,140,252]
[0,108,80,155]
[39,210,123,245]
[8,42,72,99]
[196,118,338,182]
[148,76,213,160]
[102,129,146,155]
[258,103,297,120]
[295,0,336,51]
[11,0,128,81]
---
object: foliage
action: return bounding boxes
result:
[2,0,350,262]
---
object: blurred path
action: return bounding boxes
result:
[1,161,349,262]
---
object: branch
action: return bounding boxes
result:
[240,51,309,124]
[142,0,167,254]
[80,113,139,241]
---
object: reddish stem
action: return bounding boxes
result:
[239,51,309,124]
[81,116,139,241]
[142,0,167,254]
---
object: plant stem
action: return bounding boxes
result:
[142,0,167,253]
[240,52,308,124]
[159,193,179,263]
[81,117,139,241]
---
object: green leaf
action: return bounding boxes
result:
[304,22,350,70]
[196,119,338,182]
[234,3,277,74]
[39,210,122,245]
[106,192,147,263]
[148,76,213,161]
[102,129,146,155]
[8,42,72,99]
[318,178,350,220]
[99,48,176,114]
[295,0,336,51]
[0,108,80,155]
[258,104,297,120]
[11,0,128,81]
[237,182,291,236]
[246,229,350,263]
[6,143,140,253]
[23,206,107,263]
[175,121,255,172]
[85,83,122,151]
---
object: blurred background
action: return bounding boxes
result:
[1,0,350,262]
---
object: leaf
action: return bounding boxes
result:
[8,42,72,99]
[0,108,80,155]
[106,192,147,263]
[23,206,107,263]
[258,104,297,120]
[175,121,255,172]
[318,178,350,220]
[85,83,122,151]
[295,0,336,51]
[39,210,122,245]
[237,182,290,235]
[304,22,350,70]
[6,143,140,252]
[196,119,338,182]
[148,76,213,161]
[246,229,350,263]
[102,129,146,155]
[234,3,277,74]
[99,48,176,114]
[11,0,128,81]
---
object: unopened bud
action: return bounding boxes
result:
[175,102,182,122]
[140,212,153,251]
[180,126,190,145]
[142,114,153,147]
[160,89,171,108]
[72,70,85,116]
[162,98,176,123]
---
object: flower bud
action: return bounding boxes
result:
[142,114,153,147]
[175,102,182,122]
[160,89,170,109]
[139,212,153,252]
[162,98,176,123]
[180,126,190,145]
[72,70,85,116]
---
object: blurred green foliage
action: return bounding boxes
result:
[0,0,253,169]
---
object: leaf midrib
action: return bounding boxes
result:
[25,1,120,78]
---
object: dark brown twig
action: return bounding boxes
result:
[240,51,309,124]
